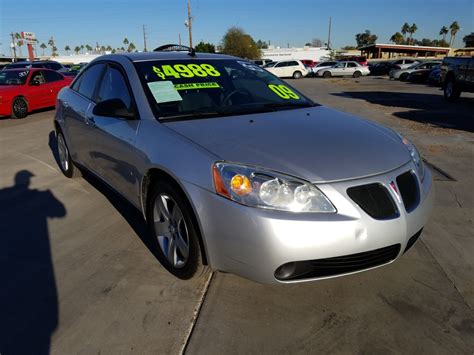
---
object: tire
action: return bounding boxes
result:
[400,73,409,81]
[11,97,28,119]
[353,71,361,78]
[147,180,206,279]
[444,77,461,102]
[56,131,81,178]
[293,71,302,79]
[323,71,331,78]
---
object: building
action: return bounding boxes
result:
[359,43,450,59]
[261,46,331,62]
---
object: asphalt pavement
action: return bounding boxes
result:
[0,76,472,354]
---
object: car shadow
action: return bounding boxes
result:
[0,170,66,355]
[332,91,474,133]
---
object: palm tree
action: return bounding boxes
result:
[123,37,129,47]
[52,46,58,57]
[106,45,112,52]
[47,38,55,56]
[74,46,81,55]
[401,23,410,43]
[408,23,418,45]
[127,42,136,52]
[100,45,106,53]
[80,45,84,54]
[64,45,71,55]
[449,21,461,47]
[85,44,93,53]
[439,26,449,42]
[390,32,404,44]
[40,43,47,56]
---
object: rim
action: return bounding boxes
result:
[57,134,69,172]
[153,193,190,268]
[445,81,453,97]
[13,99,27,116]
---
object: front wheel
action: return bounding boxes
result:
[323,71,332,78]
[293,71,302,79]
[57,131,81,178]
[444,78,461,102]
[147,181,206,279]
[11,97,28,119]
[400,73,409,81]
[353,71,361,78]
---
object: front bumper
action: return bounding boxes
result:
[184,161,434,284]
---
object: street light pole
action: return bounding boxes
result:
[187,0,193,48]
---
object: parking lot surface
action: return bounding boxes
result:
[1,76,473,354]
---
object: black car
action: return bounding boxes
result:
[1,60,74,76]
[369,61,398,76]
[408,66,440,84]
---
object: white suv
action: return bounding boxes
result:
[265,60,309,79]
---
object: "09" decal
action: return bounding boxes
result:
[268,84,300,100]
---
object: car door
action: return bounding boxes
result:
[26,70,49,109]
[87,63,141,201]
[43,70,69,103]
[62,63,106,168]
[331,63,346,76]
[346,62,358,75]
[272,62,287,77]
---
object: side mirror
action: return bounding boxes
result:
[92,98,135,119]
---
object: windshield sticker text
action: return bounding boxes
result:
[268,84,300,100]
[174,82,221,90]
[153,64,221,80]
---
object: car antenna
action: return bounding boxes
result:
[153,44,196,57]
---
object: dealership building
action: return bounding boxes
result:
[261,46,331,62]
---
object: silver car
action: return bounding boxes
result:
[389,61,441,81]
[316,61,370,78]
[54,48,433,284]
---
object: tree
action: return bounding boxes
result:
[64,45,71,55]
[401,23,410,43]
[390,32,404,44]
[221,27,261,59]
[47,38,56,56]
[256,40,268,49]
[106,45,112,52]
[85,44,93,53]
[52,46,58,57]
[408,23,418,45]
[311,38,323,47]
[40,43,47,56]
[463,32,474,47]
[342,45,357,50]
[74,46,80,55]
[80,45,84,54]
[127,42,136,52]
[449,21,460,47]
[355,30,377,47]
[439,26,449,42]
[123,37,129,46]
[195,41,216,53]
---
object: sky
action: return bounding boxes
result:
[1,0,473,56]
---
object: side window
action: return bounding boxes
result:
[405,60,414,64]
[30,71,46,84]
[43,70,64,82]
[46,62,63,71]
[74,63,106,100]
[97,65,133,113]
[347,62,357,68]
[275,62,286,68]
[289,61,299,66]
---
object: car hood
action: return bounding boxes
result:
[165,106,410,183]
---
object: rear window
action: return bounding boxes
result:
[134,59,314,120]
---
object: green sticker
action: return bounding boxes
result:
[174,82,221,90]
[147,81,183,103]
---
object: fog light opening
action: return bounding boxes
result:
[275,262,297,280]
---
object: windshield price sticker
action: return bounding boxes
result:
[153,64,221,80]
[175,82,221,90]
[268,84,300,100]
[237,61,264,72]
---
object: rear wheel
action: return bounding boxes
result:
[400,73,409,81]
[444,77,461,101]
[323,71,331,78]
[353,71,361,78]
[292,71,302,79]
[147,180,206,279]
[11,97,28,119]
[57,131,81,178]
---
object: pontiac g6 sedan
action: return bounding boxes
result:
[54,47,433,284]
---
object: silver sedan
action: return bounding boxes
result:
[54,48,433,284]
[316,61,371,78]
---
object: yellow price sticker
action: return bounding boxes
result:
[268,84,300,100]
[153,63,221,79]
[175,82,221,90]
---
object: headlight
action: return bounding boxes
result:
[399,135,425,181]
[213,162,336,213]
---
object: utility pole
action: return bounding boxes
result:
[327,16,332,50]
[143,24,148,52]
[178,33,182,46]
[10,32,17,61]
[186,0,193,48]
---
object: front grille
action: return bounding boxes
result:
[396,171,419,212]
[347,183,398,219]
[275,244,401,281]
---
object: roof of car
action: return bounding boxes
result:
[103,51,240,62]
[10,60,60,64]
[2,68,45,72]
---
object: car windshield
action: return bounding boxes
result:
[263,62,277,68]
[0,70,29,85]
[134,59,315,120]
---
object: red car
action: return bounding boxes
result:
[0,68,73,118]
